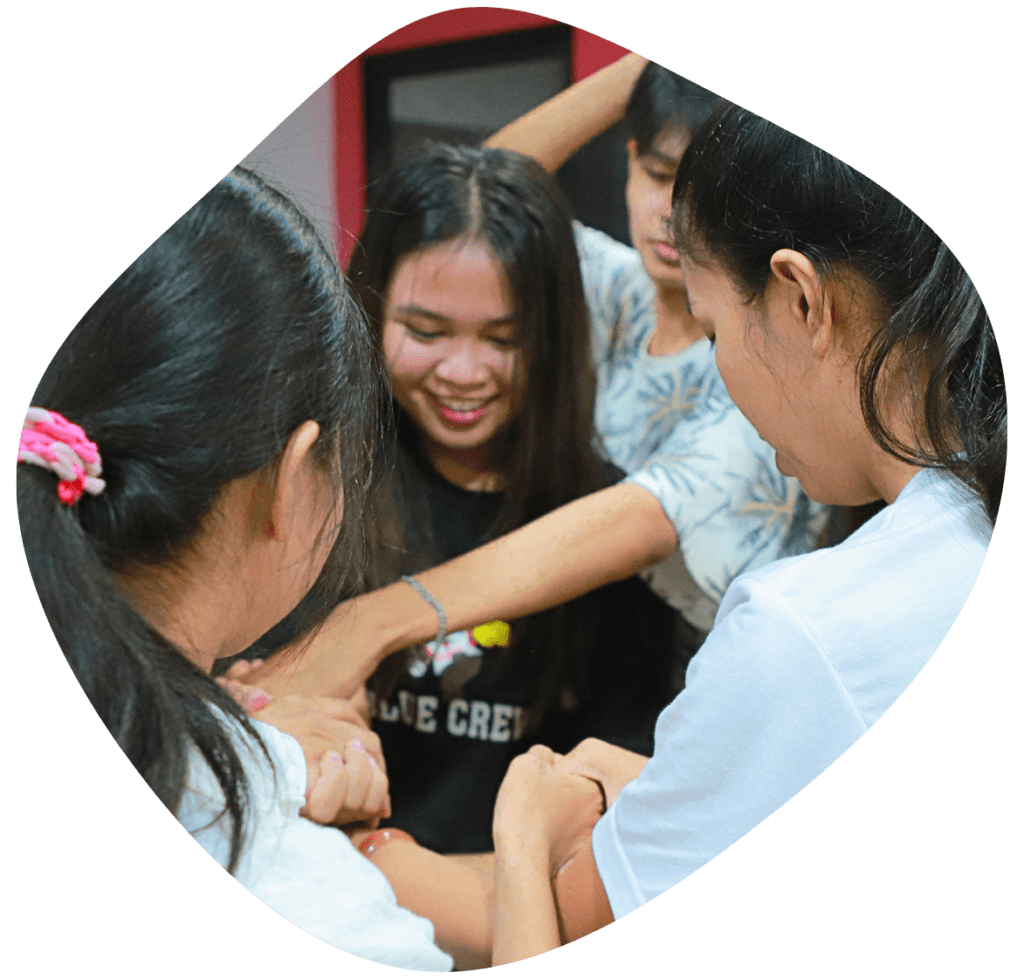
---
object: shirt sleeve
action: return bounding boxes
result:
[250,818,453,971]
[590,574,868,918]
[182,718,453,971]
[574,222,652,366]
[626,390,819,606]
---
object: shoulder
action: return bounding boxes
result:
[574,222,642,270]
[714,474,990,721]
[573,222,653,314]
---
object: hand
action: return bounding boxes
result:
[557,738,648,809]
[220,683,390,827]
[243,595,387,699]
[303,739,390,828]
[216,674,272,713]
[493,745,606,877]
[221,658,264,680]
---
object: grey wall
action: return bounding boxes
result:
[241,75,338,250]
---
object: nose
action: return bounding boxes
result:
[433,338,491,387]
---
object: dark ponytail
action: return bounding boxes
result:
[672,103,1005,521]
[18,167,382,872]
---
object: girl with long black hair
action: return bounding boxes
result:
[345,144,681,855]
[487,101,1003,962]
[18,167,452,970]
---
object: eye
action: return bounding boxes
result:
[403,323,445,342]
[486,333,518,350]
[643,165,676,186]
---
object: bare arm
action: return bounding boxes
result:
[484,53,648,172]
[349,830,494,971]
[491,746,609,964]
[251,482,677,698]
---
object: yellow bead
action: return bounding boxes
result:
[472,620,511,647]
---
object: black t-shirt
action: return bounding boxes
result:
[369,455,687,853]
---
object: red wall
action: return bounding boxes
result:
[332,8,629,264]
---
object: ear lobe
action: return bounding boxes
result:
[770,248,833,358]
[267,420,321,543]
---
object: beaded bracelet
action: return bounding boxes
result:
[357,828,416,857]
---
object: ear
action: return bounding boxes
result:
[267,420,321,543]
[769,249,833,358]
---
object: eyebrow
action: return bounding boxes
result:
[391,304,517,328]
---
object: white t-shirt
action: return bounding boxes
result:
[575,223,827,630]
[177,716,453,971]
[591,468,991,918]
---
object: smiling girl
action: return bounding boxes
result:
[343,145,682,857]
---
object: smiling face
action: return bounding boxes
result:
[625,127,690,294]
[382,239,523,486]
[680,253,884,506]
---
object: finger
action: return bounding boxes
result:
[303,750,350,824]
[215,678,273,714]
[559,755,606,782]
[351,728,385,770]
[359,764,389,823]
[228,680,273,714]
[342,740,377,811]
[527,743,557,765]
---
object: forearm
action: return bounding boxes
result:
[401,482,677,647]
[484,53,647,172]
[492,845,561,965]
[553,836,614,944]
[360,837,494,971]
[259,483,676,698]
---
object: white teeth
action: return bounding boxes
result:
[437,397,490,411]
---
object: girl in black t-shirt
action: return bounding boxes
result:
[346,145,684,854]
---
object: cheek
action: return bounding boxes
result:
[495,350,518,391]
[714,336,769,425]
[383,330,437,386]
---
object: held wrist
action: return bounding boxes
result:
[494,819,556,875]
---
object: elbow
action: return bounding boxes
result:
[621,485,679,569]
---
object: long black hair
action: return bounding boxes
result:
[672,103,1005,522]
[347,144,610,719]
[18,167,381,872]
[349,143,606,545]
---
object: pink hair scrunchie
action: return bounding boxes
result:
[18,407,106,505]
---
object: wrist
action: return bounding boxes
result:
[371,580,440,657]
[494,820,554,874]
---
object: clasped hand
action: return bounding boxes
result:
[219,667,389,828]
[493,738,649,876]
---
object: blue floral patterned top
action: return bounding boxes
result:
[576,223,828,630]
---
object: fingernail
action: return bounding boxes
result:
[248,691,271,713]
[349,739,365,751]
[327,751,343,765]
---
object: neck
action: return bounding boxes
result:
[115,563,230,674]
[648,284,707,357]
[425,441,505,492]
[869,449,923,506]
